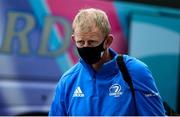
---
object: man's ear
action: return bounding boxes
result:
[104,34,113,48]
[71,35,75,42]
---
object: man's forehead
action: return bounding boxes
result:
[74,26,102,36]
[74,31,101,37]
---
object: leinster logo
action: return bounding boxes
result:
[109,84,123,97]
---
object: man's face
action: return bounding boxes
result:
[73,27,105,48]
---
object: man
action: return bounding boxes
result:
[49,8,166,116]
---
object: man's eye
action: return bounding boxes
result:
[77,41,84,46]
[88,41,97,46]
[88,41,93,44]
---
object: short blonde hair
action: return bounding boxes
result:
[72,8,111,37]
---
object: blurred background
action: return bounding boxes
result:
[0,0,179,115]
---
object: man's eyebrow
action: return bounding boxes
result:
[88,40,97,42]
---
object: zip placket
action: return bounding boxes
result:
[93,73,97,97]
[92,72,100,115]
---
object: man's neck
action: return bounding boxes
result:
[92,49,112,71]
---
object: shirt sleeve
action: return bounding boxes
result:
[135,90,166,116]
[125,56,166,116]
[48,78,67,116]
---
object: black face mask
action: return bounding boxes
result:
[77,40,105,65]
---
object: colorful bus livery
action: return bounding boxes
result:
[1,11,73,58]
[0,0,127,115]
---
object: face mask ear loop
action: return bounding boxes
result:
[100,38,107,58]
[103,34,109,50]
[100,51,104,58]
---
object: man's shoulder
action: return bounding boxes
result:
[123,55,157,91]
[123,55,149,74]
[60,62,81,81]
[54,63,82,95]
